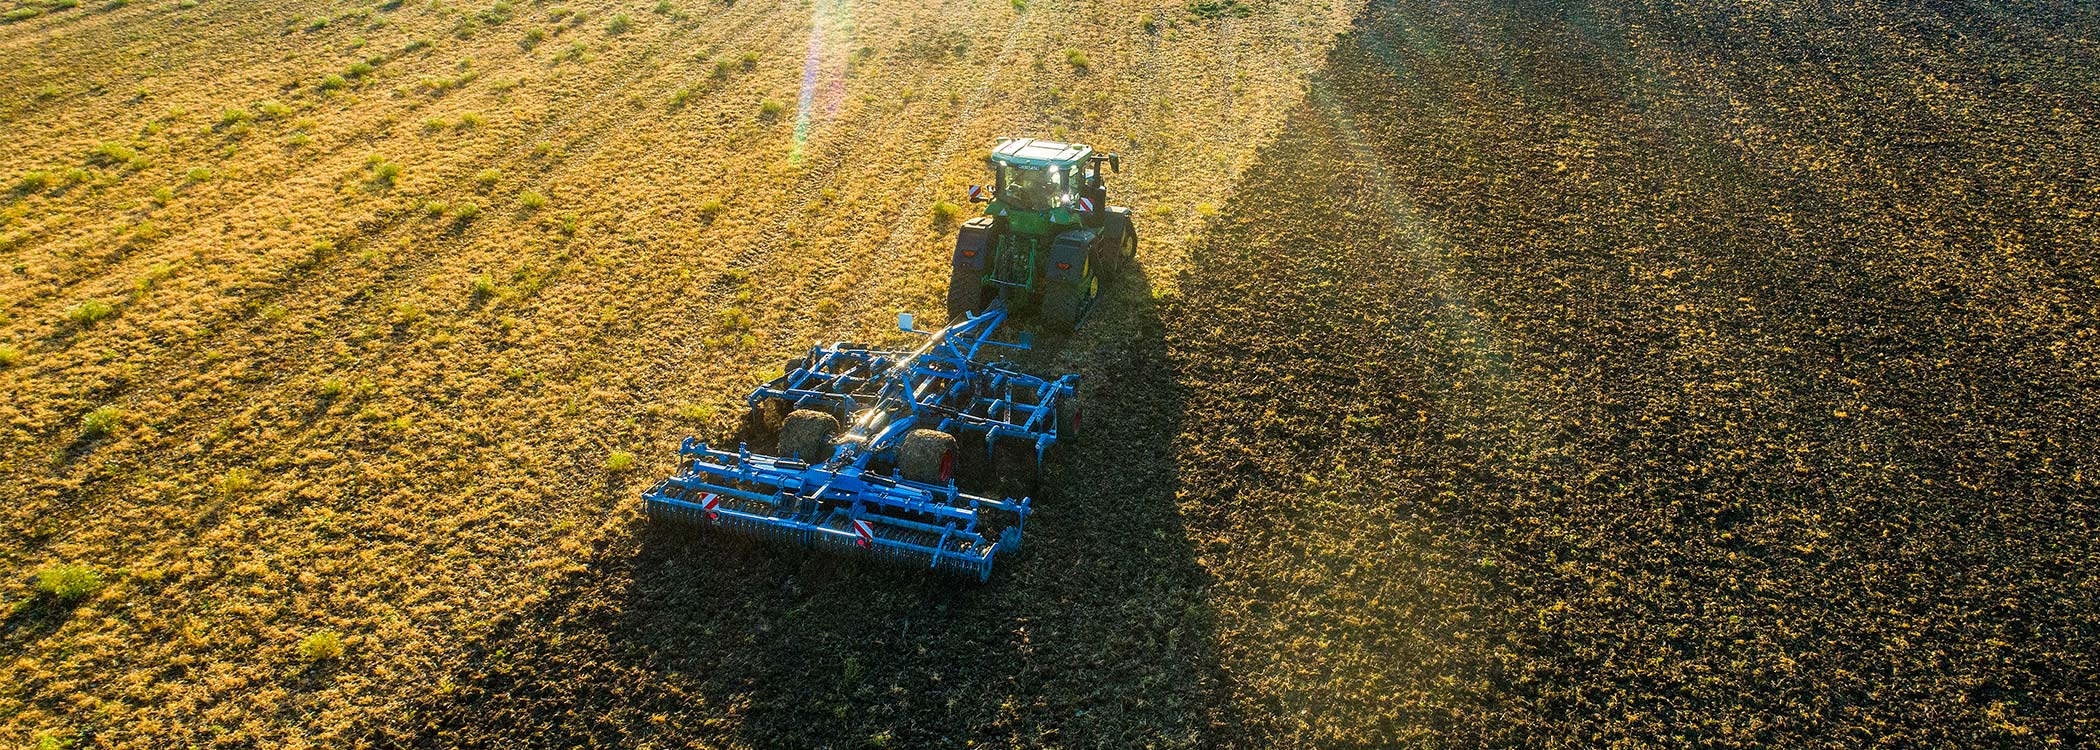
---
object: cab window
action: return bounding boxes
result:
[997,164,1071,211]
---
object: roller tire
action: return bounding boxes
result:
[898,429,959,485]
[780,409,840,464]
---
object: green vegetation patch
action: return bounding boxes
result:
[1188,0,1253,20]
[35,564,104,601]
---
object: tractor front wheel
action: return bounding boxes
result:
[780,409,840,464]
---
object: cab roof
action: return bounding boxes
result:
[991,137,1092,167]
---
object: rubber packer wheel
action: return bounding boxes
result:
[898,429,957,484]
[1056,395,1081,441]
[780,409,839,464]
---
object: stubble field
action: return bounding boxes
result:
[3,0,2097,748]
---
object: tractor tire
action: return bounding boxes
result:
[1041,272,1090,329]
[897,429,958,485]
[947,267,987,322]
[780,409,840,464]
[1116,221,1138,272]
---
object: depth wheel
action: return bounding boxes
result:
[898,429,958,485]
[780,409,840,464]
[1056,394,1081,443]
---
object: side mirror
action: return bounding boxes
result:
[1108,154,1121,174]
[967,185,990,203]
[898,312,915,332]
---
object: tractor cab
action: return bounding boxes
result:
[951,138,1135,328]
[979,138,1120,230]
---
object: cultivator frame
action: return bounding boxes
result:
[643,303,1076,581]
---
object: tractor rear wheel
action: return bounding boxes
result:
[898,429,958,485]
[780,409,840,464]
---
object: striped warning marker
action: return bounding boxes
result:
[699,492,721,521]
[852,518,875,548]
[968,185,984,202]
[1075,195,1095,213]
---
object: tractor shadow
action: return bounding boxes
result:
[381,267,1234,748]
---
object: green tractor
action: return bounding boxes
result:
[948,138,1137,327]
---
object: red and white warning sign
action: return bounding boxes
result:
[852,518,876,548]
[1075,195,1095,213]
[698,492,721,520]
[967,185,984,201]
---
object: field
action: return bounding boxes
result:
[3,0,2097,747]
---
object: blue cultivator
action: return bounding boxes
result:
[643,302,1079,581]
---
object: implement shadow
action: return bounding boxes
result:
[381,268,1231,749]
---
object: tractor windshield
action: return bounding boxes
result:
[997,163,1072,211]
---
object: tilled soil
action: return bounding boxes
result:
[1169,1,2100,746]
